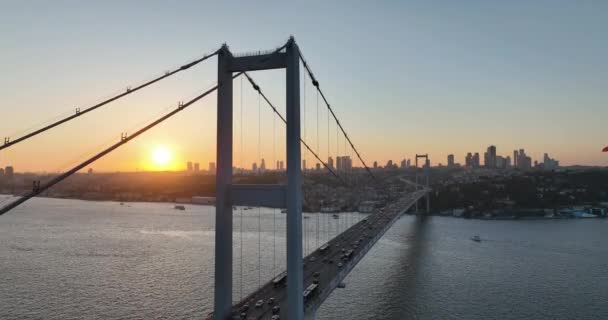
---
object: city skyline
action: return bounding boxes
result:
[1,1,607,173]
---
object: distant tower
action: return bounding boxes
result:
[447,154,455,168]
[209,162,216,173]
[302,159,307,171]
[194,163,200,172]
[187,161,193,172]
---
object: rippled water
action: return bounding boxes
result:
[1,196,607,319]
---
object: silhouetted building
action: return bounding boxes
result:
[252,162,257,172]
[4,166,14,179]
[0,168,4,176]
[194,163,200,172]
[373,161,378,169]
[473,153,480,168]
[302,159,307,171]
[328,157,334,170]
[279,161,284,171]
[260,159,266,173]
[447,154,455,168]
[315,163,321,171]
[485,145,497,168]
[543,153,559,170]
[465,153,473,167]
[187,161,193,172]
[337,156,352,171]
[209,162,216,173]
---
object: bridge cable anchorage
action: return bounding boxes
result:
[0,50,220,152]
[297,48,376,181]
[242,72,347,186]
[0,72,243,216]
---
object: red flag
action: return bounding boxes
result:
[603,146,608,152]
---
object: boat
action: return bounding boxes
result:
[471,235,481,242]
[332,214,339,219]
[281,209,287,214]
[174,205,186,211]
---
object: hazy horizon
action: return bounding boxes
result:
[1,1,607,172]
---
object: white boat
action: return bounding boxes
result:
[471,235,481,242]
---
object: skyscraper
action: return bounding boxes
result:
[486,145,497,168]
[473,153,480,168]
[465,153,473,167]
[260,159,266,173]
[328,157,334,170]
[194,163,200,172]
[5,166,14,179]
[302,159,307,171]
[209,162,216,173]
[187,161,193,172]
[447,154,455,168]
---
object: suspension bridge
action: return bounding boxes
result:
[0,37,430,320]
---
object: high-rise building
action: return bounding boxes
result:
[485,145,497,168]
[328,157,334,170]
[424,159,430,168]
[302,159,307,171]
[4,166,14,179]
[315,163,321,171]
[400,159,407,169]
[260,159,266,173]
[505,156,512,169]
[373,161,378,169]
[252,162,257,172]
[496,156,505,169]
[279,161,284,171]
[465,153,473,167]
[447,154,455,168]
[386,160,393,168]
[0,168,4,176]
[194,163,200,172]
[406,159,411,167]
[337,156,352,171]
[473,153,480,168]
[513,150,519,168]
[187,161,193,172]
[543,153,559,170]
[276,160,280,170]
[209,162,216,173]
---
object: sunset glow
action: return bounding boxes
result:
[151,145,173,169]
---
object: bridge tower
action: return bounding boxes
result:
[214,37,304,320]
[415,154,430,213]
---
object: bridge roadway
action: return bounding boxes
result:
[227,188,429,320]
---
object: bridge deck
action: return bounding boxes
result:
[228,189,428,320]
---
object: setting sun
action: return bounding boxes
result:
[151,145,172,168]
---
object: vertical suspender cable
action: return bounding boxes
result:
[257,92,262,290]
[239,76,244,300]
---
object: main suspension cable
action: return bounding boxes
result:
[242,72,347,186]
[297,48,376,181]
[0,50,220,152]
[0,72,242,216]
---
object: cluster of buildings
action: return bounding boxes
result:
[245,155,354,175]
[454,146,559,171]
[0,166,14,179]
